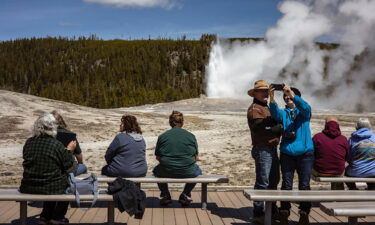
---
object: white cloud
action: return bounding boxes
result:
[83,0,179,9]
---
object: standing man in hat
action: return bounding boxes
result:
[247,80,282,225]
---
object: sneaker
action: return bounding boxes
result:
[278,210,289,225]
[49,218,69,225]
[160,194,172,206]
[178,193,192,206]
[296,210,309,225]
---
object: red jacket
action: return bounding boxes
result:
[313,121,349,175]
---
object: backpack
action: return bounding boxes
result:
[66,173,98,208]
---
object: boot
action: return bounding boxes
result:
[297,210,310,225]
[278,210,289,225]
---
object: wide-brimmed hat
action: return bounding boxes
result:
[247,80,269,97]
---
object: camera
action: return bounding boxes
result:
[270,83,285,91]
[283,131,296,141]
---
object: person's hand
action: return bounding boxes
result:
[269,87,275,103]
[156,156,161,162]
[195,156,201,161]
[283,84,295,99]
[66,140,77,151]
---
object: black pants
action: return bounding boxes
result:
[40,201,69,220]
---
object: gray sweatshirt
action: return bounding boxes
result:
[103,132,147,177]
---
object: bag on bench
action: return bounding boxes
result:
[66,173,98,207]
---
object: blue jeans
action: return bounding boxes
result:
[153,164,202,197]
[74,163,88,176]
[280,151,314,214]
[251,146,280,217]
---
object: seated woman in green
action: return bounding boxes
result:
[153,111,202,206]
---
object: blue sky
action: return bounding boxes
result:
[0,0,283,41]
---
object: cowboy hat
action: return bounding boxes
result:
[247,80,269,97]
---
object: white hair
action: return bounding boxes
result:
[355,117,372,130]
[32,113,58,137]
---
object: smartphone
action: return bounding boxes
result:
[270,83,285,91]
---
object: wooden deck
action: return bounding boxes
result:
[1,191,375,225]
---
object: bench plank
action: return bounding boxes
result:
[312,176,375,183]
[95,175,229,183]
[320,202,375,217]
[243,189,375,202]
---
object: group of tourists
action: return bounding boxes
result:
[20,110,200,224]
[18,79,374,225]
[247,80,375,225]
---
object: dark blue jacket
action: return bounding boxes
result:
[103,132,147,177]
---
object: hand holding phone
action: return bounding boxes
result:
[270,83,285,91]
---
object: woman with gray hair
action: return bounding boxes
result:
[346,117,375,190]
[20,113,76,225]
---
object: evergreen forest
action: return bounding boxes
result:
[0,35,341,108]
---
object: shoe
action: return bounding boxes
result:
[49,218,69,225]
[38,216,49,225]
[296,210,310,225]
[278,210,289,225]
[178,193,192,207]
[160,194,172,206]
[252,216,264,225]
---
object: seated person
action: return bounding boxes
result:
[153,111,202,207]
[312,116,349,190]
[20,113,75,225]
[346,118,375,190]
[102,115,147,177]
[51,110,87,176]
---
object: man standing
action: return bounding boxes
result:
[269,85,314,225]
[247,80,282,225]
[312,116,349,190]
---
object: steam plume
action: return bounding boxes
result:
[206,0,375,112]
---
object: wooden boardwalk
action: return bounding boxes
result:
[1,191,375,225]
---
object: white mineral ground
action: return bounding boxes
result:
[0,89,374,188]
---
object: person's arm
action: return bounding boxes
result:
[75,153,83,164]
[269,87,286,123]
[155,137,161,161]
[105,136,120,164]
[60,141,75,172]
[292,95,311,119]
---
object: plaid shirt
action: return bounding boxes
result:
[20,134,74,194]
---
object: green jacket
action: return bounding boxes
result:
[20,134,74,194]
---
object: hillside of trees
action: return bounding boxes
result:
[0,35,340,108]
[0,35,217,108]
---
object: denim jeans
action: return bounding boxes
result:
[153,164,202,197]
[74,163,88,176]
[251,146,280,217]
[280,151,314,214]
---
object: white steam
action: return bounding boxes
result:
[83,0,178,9]
[206,0,375,112]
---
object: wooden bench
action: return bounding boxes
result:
[243,189,375,225]
[0,175,228,225]
[320,202,375,225]
[94,174,229,210]
[0,189,115,225]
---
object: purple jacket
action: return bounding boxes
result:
[313,121,349,175]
